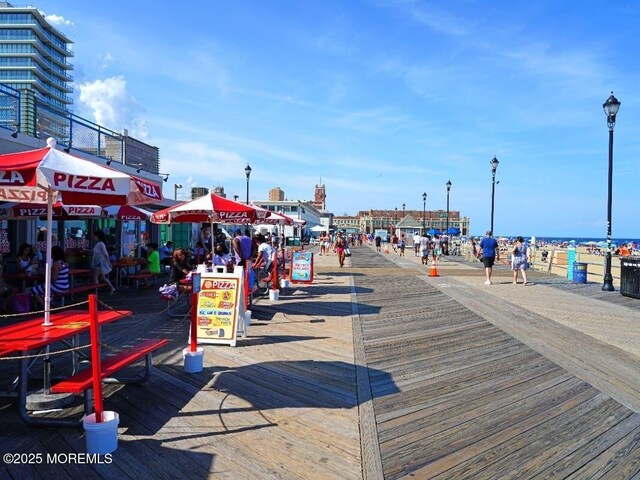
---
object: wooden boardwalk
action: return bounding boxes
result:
[1,246,639,479]
[352,248,640,479]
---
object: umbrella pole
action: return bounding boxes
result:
[42,188,54,326]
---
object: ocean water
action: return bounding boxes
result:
[522,237,638,246]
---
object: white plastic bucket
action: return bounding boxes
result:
[269,289,279,301]
[244,310,252,327]
[183,347,204,373]
[280,278,290,289]
[83,411,119,454]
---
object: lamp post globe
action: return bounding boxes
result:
[422,192,427,233]
[446,180,452,235]
[244,164,252,204]
[490,156,499,234]
[602,92,620,292]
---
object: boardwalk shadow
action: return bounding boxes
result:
[189,360,399,412]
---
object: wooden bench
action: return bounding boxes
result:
[51,338,168,414]
[53,283,107,306]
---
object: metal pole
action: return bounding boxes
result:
[422,199,426,231]
[602,127,615,291]
[490,169,496,234]
[446,183,451,234]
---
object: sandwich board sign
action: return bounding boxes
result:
[195,270,245,346]
[290,251,313,284]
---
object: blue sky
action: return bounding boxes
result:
[38,0,640,238]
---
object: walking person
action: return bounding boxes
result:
[413,232,421,257]
[374,234,382,253]
[511,236,529,285]
[398,234,406,256]
[479,230,499,285]
[419,233,429,265]
[335,233,347,267]
[92,231,116,294]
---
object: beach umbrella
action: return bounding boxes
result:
[445,227,461,235]
[0,138,162,324]
[150,193,267,224]
[104,204,152,221]
[427,228,441,235]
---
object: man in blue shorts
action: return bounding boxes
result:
[479,230,500,285]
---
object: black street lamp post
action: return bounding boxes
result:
[446,180,452,235]
[602,92,620,292]
[422,192,427,232]
[402,203,405,218]
[394,207,398,233]
[233,195,239,202]
[244,164,252,204]
[490,156,499,234]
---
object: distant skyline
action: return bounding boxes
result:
[35,0,640,237]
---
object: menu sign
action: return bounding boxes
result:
[290,251,313,284]
[195,276,241,346]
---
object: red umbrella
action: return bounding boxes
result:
[105,204,151,221]
[0,202,103,219]
[151,193,267,224]
[0,138,163,324]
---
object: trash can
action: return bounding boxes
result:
[572,262,588,284]
[619,256,640,299]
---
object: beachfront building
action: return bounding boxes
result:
[253,200,326,242]
[333,215,360,234]
[0,2,73,140]
[269,187,285,201]
[358,209,470,236]
[0,4,175,266]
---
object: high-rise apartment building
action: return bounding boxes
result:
[191,187,209,199]
[0,2,73,113]
[269,187,284,201]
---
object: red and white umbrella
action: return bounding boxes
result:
[0,202,103,219]
[0,138,163,324]
[150,193,268,224]
[104,204,152,221]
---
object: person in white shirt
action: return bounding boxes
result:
[413,233,421,257]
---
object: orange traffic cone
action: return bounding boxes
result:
[428,259,440,277]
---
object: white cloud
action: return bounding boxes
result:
[41,13,74,27]
[100,53,114,70]
[77,76,147,138]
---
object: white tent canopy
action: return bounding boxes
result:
[310,225,328,232]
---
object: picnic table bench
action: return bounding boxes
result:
[53,282,107,305]
[51,338,168,414]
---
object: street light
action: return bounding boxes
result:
[244,164,252,204]
[446,180,452,234]
[402,203,405,218]
[174,183,182,201]
[394,207,398,224]
[602,92,621,292]
[233,195,239,202]
[422,192,427,232]
[490,156,499,234]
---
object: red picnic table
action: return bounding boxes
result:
[0,309,131,427]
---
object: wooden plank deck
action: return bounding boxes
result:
[1,246,639,479]
[350,247,640,479]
